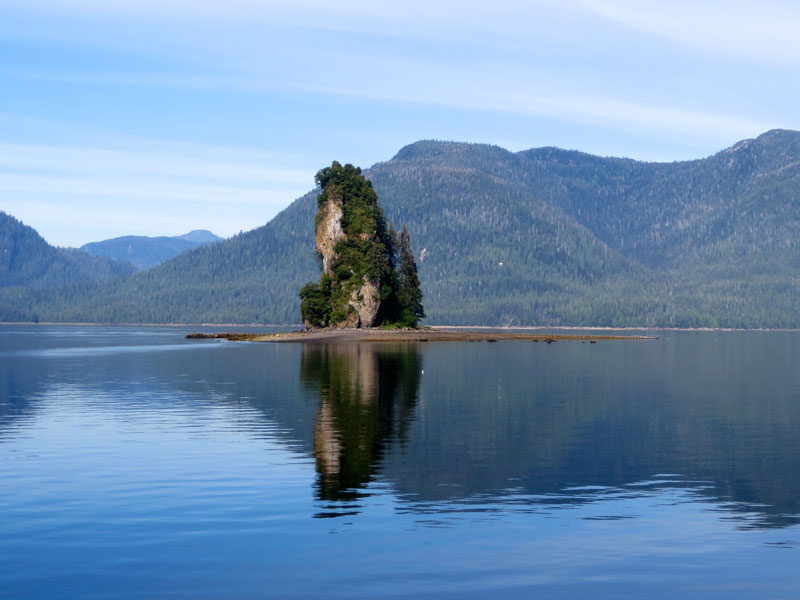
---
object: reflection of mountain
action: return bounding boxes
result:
[0,327,86,433]
[378,336,800,528]
[4,328,800,529]
[0,353,37,433]
[300,343,422,501]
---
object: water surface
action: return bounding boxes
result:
[1,325,799,598]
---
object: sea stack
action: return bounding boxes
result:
[313,170,381,327]
[299,161,424,330]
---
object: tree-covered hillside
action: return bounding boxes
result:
[0,212,137,321]
[0,212,136,289]
[0,212,134,288]
[0,196,318,324]
[3,129,800,327]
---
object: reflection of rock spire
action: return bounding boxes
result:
[301,343,422,502]
[314,398,342,479]
[352,344,378,403]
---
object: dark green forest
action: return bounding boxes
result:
[0,213,136,320]
[3,129,800,327]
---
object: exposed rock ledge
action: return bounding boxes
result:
[186,328,655,343]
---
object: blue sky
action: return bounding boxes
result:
[2,1,799,247]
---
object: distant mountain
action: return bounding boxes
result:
[3,129,800,327]
[177,230,222,244]
[80,230,222,270]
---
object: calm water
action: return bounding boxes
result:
[2,326,800,598]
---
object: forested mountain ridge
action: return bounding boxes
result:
[80,229,223,269]
[0,212,135,289]
[387,129,800,270]
[2,129,800,327]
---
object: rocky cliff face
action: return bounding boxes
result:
[315,195,345,276]
[314,184,382,328]
[347,278,380,328]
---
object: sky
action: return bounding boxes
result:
[2,1,799,247]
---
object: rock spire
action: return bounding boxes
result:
[299,161,423,329]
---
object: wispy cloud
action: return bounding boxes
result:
[0,143,310,185]
[11,0,800,62]
[0,141,316,246]
[1,0,798,247]
[1,57,770,148]
[4,1,794,139]
[579,0,800,66]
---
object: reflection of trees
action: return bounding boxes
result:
[301,343,422,501]
[376,338,800,529]
[0,354,50,437]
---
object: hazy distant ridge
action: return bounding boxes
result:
[80,230,222,270]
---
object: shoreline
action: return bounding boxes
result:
[185,328,656,343]
[3,322,800,333]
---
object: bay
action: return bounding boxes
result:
[1,325,799,598]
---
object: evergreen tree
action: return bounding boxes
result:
[299,274,332,328]
[397,225,425,325]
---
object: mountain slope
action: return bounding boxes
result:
[365,147,641,324]
[3,129,800,327]
[4,193,320,324]
[80,230,223,269]
[0,212,135,289]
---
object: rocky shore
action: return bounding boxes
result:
[186,328,655,343]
